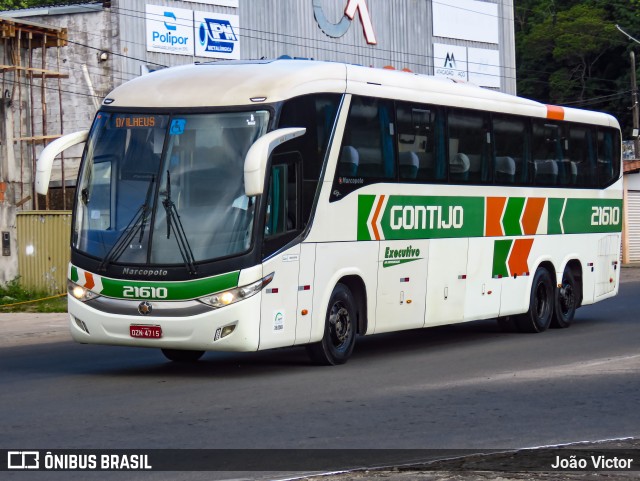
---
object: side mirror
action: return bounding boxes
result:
[244,127,306,196]
[36,130,89,195]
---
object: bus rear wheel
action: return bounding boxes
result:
[161,349,205,363]
[306,283,356,365]
[515,267,554,333]
[552,270,577,328]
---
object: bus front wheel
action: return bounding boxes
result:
[515,267,554,333]
[306,283,356,365]
[161,349,205,363]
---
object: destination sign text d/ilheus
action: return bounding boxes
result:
[358,195,485,241]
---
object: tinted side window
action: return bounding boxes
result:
[492,115,529,185]
[447,109,491,183]
[532,121,562,186]
[277,93,341,225]
[396,103,445,182]
[597,128,621,187]
[338,96,396,180]
[566,125,596,187]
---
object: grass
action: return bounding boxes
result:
[0,278,67,313]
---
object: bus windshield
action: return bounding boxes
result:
[73,110,270,267]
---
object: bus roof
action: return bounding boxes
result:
[104,59,619,129]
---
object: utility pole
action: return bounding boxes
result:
[631,51,640,158]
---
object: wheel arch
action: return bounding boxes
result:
[337,275,368,336]
[534,259,558,286]
[562,258,584,307]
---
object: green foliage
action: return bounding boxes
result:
[516,0,640,135]
[0,278,67,313]
[0,0,87,10]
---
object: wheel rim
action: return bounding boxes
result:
[559,282,575,316]
[328,301,352,351]
[534,280,550,320]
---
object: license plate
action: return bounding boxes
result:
[130,325,162,339]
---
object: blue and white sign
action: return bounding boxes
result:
[146,4,194,56]
[194,11,240,60]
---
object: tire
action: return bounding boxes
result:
[306,283,357,365]
[515,267,554,333]
[161,349,205,363]
[551,270,577,328]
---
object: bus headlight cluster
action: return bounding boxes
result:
[198,272,274,309]
[68,280,100,302]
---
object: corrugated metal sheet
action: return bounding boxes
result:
[627,190,640,263]
[17,211,71,294]
[111,0,515,93]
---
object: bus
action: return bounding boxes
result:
[37,59,622,365]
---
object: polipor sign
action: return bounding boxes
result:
[313,0,377,45]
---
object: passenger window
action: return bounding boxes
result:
[567,125,596,187]
[447,109,491,183]
[338,96,396,180]
[492,115,528,184]
[396,103,444,182]
[532,121,562,186]
[597,129,621,187]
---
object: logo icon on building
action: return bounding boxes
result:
[199,18,238,54]
[444,53,456,69]
[313,0,377,45]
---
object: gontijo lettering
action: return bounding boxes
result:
[390,205,463,230]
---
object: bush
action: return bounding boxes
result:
[0,278,67,313]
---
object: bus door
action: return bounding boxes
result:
[259,154,304,350]
[375,240,429,333]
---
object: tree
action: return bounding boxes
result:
[0,0,88,10]
[516,0,640,135]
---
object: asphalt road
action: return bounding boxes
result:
[1,269,639,480]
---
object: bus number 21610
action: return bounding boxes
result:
[591,206,620,226]
[122,286,168,299]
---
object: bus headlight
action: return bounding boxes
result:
[68,280,100,302]
[198,272,274,309]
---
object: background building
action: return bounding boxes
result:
[0,0,517,286]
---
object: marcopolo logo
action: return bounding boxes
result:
[199,18,238,54]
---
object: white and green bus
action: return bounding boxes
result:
[37,59,622,364]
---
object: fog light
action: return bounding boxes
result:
[74,316,90,334]
[214,323,237,341]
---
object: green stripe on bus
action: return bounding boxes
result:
[547,198,565,235]
[503,197,525,236]
[70,266,79,283]
[492,239,512,278]
[562,198,623,234]
[99,271,240,301]
[377,195,485,240]
[357,195,376,241]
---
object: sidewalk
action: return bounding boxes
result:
[0,312,69,347]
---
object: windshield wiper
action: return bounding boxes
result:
[98,175,155,272]
[161,170,197,275]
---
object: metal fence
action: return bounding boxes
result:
[17,211,71,294]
